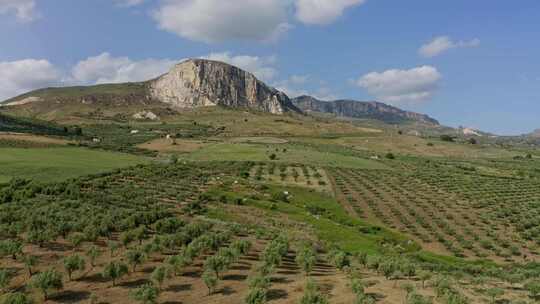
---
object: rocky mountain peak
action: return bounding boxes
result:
[292,95,439,125]
[149,59,299,114]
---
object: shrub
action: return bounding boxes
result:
[440,135,455,142]
[151,265,172,290]
[300,279,328,304]
[204,255,228,278]
[126,249,147,272]
[102,262,129,286]
[30,269,63,300]
[1,292,34,304]
[202,271,218,295]
[385,153,395,160]
[0,240,22,260]
[296,245,317,276]
[63,254,86,281]
[245,288,267,304]
[166,254,191,276]
[130,283,159,304]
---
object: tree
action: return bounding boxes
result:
[102,262,129,286]
[486,288,504,304]
[300,279,328,304]
[166,254,191,276]
[150,265,172,291]
[525,281,540,300]
[245,287,267,304]
[0,240,22,260]
[63,254,86,281]
[296,245,317,276]
[126,249,147,272]
[107,241,120,257]
[86,245,101,268]
[204,255,227,279]
[385,153,395,160]
[30,269,63,301]
[330,250,350,271]
[468,138,477,145]
[1,292,34,304]
[269,154,277,161]
[202,271,218,295]
[401,282,415,299]
[356,252,368,268]
[130,283,159,304]
[22,255,39,277]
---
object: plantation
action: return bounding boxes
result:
[1,111,540,303]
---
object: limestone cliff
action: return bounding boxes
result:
[149,59,299,114]
[292,95,439,125]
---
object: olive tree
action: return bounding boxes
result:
[30,269,63,300]
[102,261,129,286]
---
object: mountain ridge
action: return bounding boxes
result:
[291,95,439,125]
[1,59,440,127]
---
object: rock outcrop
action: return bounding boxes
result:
[292,95,439,125]
[149,59,300,114]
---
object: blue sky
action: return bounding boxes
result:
[1,0,539,135]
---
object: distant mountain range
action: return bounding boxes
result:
[1,58,438,126]
[291,95,439,125]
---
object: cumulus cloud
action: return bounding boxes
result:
[356,66,441,104]
[0,0,37,22]
[419,36,480,58]
[71,52,178,84]
[152,0,291,43]
[295,0,365,25]
[0,59,62,101]
[275,75,337,100]
[201,52,278,81]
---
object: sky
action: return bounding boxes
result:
[0,0,539,135]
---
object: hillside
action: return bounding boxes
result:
[0,59,300,123]
[292,95,439,125]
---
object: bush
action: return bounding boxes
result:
[440,135,455,142]
[30,269,63,300]
[300,279,328,304]
[102,261,129,286]
[245,287,267,304]
[130,283,159,304]
[63,255,86,281]
[1,292,34,304]
[202,271,218,295]
[385,153,395,160]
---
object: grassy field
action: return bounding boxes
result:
[184,142,388,169]
[0,147,147,183]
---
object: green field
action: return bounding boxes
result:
[184,142,388,169]
[0,147,147,183]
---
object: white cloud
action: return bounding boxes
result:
[419,36,480,58]
[0,0,37,22]
[201,52,278,81]
[295,0,365,25]
[71,52,177,84]
[275,75,337,100]
[356,66,441,104]
[114,0,146,7]
[152,0,291,43]
[0,59,62,101]
[0,52,284,101]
